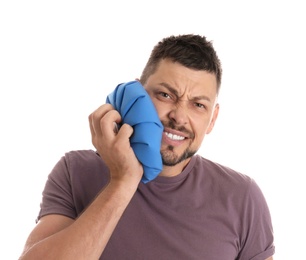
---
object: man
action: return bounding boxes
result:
[20,34,275,259]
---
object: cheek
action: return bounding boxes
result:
[189,125,206,151]
[192,121,210,140]
[153,102,169,119]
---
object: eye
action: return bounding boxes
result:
[158,92,171,99]
[194,102,206,109]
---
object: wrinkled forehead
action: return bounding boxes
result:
[144,59,218,99]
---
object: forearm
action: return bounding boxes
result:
[20,179,138,260]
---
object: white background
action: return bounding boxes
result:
[1,1,305,259]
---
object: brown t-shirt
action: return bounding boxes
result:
[38,150,275,259]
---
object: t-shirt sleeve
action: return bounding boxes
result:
[36,154,77,222]
[238,179,275,259]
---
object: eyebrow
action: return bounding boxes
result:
[159,82,212,103]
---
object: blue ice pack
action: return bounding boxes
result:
[106,81,163,183]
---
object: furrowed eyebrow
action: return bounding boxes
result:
[192,96,211,103]
[159,82,211,103]
[159,82,180,97]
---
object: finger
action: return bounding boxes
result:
[116,123,134,142]
[88,104,114,137]
[99,109,122,138]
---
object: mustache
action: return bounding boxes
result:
[161,120,195,139]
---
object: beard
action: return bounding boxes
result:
[161,145,197,166]
[160,120,197,167]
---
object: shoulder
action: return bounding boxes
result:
[193,155,274,255]
[47,149,109,193]
[193,155,271,220]
[192,155,269,208]
[193,155,253,188]
[61,149,108,173]
[61,149,110,182]
[64,149,102,165]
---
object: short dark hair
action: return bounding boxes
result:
[140,34,222,94]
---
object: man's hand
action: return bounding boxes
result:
[88,103,143,184]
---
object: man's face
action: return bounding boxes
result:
[144,59,219,167]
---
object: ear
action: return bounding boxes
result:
[206,103,219,134]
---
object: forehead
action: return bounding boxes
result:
[144,59,218,98]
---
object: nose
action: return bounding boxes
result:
[168,101,189,126]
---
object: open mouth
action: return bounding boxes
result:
[164,131,185,141]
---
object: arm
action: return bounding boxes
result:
[20,104,143,259]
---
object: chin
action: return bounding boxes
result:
[161,146,196,167]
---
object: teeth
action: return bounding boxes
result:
[165,132,185,140]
